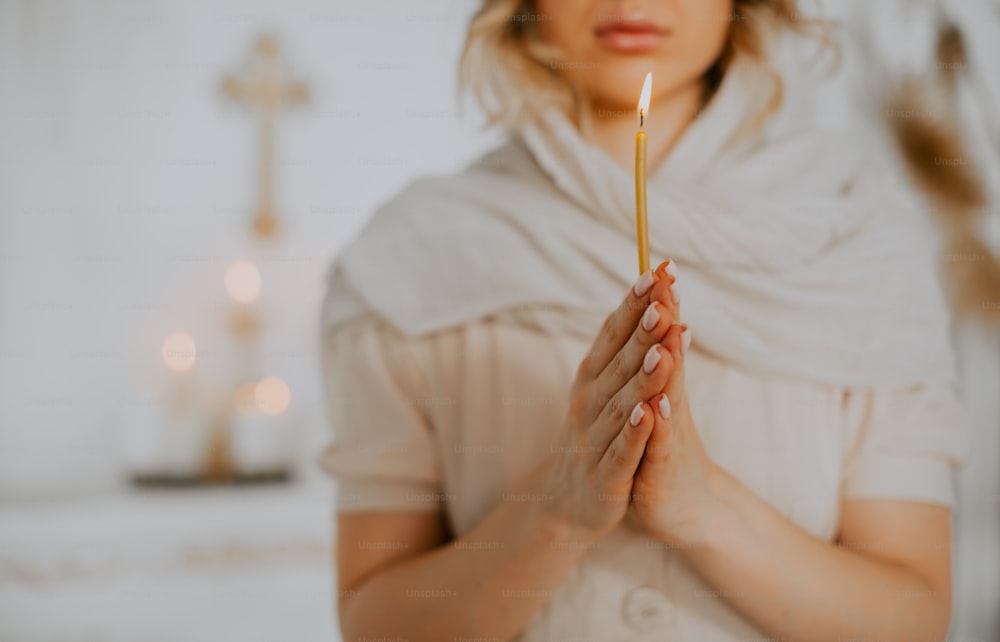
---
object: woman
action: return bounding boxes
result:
[319,1,969,640]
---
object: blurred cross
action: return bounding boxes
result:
[223,36,309,239]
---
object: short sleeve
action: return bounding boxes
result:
[319,310,445,514]
[840,380,971,507]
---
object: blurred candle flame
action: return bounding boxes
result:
[162,332,197,372]
[254,376,291,416]
[224,260,262,303]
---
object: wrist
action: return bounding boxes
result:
[530,498,602,554]
[518,459,604,549]
[679,463,737,553]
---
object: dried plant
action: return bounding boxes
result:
[874,10,1000,322]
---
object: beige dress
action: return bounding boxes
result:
[319,263,970,642]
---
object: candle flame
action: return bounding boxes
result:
[637,72,653,127]
[162,331,197,372]
[224,260,262,304]
[235,377,291,416]
[255,376,291,416]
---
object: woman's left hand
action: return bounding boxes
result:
[629,323,723,549]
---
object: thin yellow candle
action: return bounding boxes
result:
[635,72,653,276]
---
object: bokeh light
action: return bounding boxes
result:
[224,260,262,303]
[161,332,197,372]
[255,376,291,416]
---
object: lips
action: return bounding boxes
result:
[595,18,670,54]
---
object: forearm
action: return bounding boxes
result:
[681,468,949,642]
[340,499,593,642]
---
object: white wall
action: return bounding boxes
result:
[0,0,498,498]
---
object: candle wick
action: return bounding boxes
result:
[639,110,645,129]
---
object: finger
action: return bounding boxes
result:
[589,259,680,422]
[597,400,654,485]
[651,259,680,324]
[644,392,674,464]
[593,342,677,448]
[578,268,660,383]
[590,299,672,421]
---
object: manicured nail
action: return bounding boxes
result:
[669,280,680,304]
[629,402,645,426]
[641,303,659,331]
[642,344,661,374]
[633,270,654,297]
[658,395,671,419]
[664,260,679,279]
[681,326,691,354]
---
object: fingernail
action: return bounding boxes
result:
[633,270,654,297]
[658,395,671,419]
[681,326,691,354]
[664,260,679,279]
[642,344,661,374]
[669,281,680,304]
[629,402,645,426]
[641,303,659,331]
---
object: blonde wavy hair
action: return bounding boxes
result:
[459,0,833,130]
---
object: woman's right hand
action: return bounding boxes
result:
[543,260,682,539]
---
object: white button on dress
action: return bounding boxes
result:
[623,585,675,632]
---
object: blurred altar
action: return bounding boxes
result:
[0,1,998,641]
[0,1,499,640]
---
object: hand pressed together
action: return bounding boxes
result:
[545,258,722,547]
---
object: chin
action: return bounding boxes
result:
[585,64,700,114]
[583,65,656,112]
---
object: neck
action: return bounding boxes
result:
[582,82,705,175]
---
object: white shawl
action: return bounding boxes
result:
[322,56,957,389]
